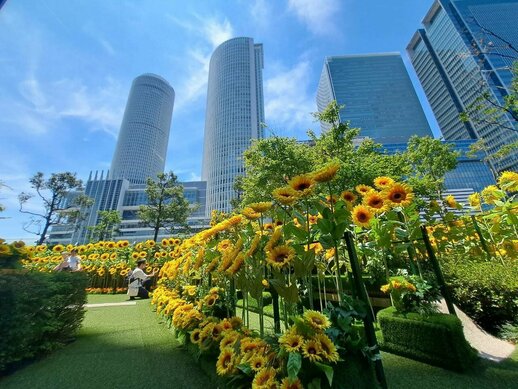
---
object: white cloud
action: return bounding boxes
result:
[287,0,341,36]
[168,14,234,110]
[0,76,126,138]
[264,61,317,135]
[249,0,272,27]
[188,172,202,182]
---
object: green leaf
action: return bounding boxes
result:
[287,352,302,380]
[314,361,334,387]
[237,363,253,376]
[307,378,322,389]
[317,218,333,234]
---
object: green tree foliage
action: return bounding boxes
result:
[138,172,190,241]
[18,172,92,245]
[403,136,459,200]
[236,137,315,205]
[310,102,408,192]
[89,210,121,242]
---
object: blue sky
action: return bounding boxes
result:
[0,0,439,241]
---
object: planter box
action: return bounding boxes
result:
[377,307,478,371]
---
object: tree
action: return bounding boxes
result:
[88,210,121,242]
[138,172,190,241]
[18,172,92,245]
[235,136,315,206]
[402,136,459,200]
[310,102,408,193]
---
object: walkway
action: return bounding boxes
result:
[2,295,211,389]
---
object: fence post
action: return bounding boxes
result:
[420,225,456,316]
[344,231,388,389]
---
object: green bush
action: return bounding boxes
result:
[0,271,88,373]
[443,261,518,333]
[377,307,478,371]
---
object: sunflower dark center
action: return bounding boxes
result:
[358,213,368,222]
[275,253,288,262]
[308,347,317,354]
[296,183,310,190]
[392,192,403,200]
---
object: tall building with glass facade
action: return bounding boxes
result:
[316,53,433,143]
[202,37,265,214]
[110,74,175,184]
[407,0,518,172]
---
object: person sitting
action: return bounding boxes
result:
[67,249,82,271]
[127,259,157,300]
[53,251,71,271]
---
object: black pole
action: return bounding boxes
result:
[420,225,456,316]
[271,287,281,333]
[344,231,388,389]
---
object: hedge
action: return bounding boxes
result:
[377,307,478,371]
[0,271,88,373]
[442,261,518,333]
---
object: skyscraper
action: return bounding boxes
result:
[202,37,265,214]
[110,73,175,184]
[407,0,518,172]
[316,53,433,143]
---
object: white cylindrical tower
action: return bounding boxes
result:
[111,73,174,184]
[201,37,265,215]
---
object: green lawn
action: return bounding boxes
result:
[1,295,211,389]
[2,294,517,388]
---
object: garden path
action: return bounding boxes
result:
[437,299,515,362]
[1,295,212,389]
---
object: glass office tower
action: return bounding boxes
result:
[316,53,433,143]
[202,37,265,215]
[110,74,175,184]
[407,0,518,172]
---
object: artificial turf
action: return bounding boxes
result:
[1,295,211,389]
[2,294,517,388]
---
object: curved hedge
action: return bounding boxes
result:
[0,271,88,373]
[443,261,518,333]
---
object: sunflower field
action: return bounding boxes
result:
[5,164,517,387]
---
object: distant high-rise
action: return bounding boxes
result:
[202,37,265,214]
[407,0,518,172]
[110,74,175,184]
[316,53,432,143]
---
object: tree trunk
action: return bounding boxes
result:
[38,217,51,245]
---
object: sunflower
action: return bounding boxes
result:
[444,195,458,208]
[326,194,338,205]
[266,245,295,270]
[279,333,304,352]
[312,162,340,183]
[279,378,304,389]
[468,193,481,208]
[382,183,413,207]
[220,331,240,350]
[242,207,261,220]
[217,239,232,253]
[273,187,299,206]
[100,253,109,260]
[302,339,323,362]
[363,191,387,213]
[216,348,238,376]
[355,184,374,196]
[161,238,169,247]
[190,329,202,344]
[352,205,374,228]
[0,244,11,256]
[315,333,339,362]
[481,185,504,204]
[139,251,147,258]
[340,190,357,204]
[240,337,266,355]
[131,252,139,259]
[252,368,277,388]
[52,244,65,253]
[303,310,331,331]
[373,176,395,190]
[204,294,218,307]
[498,171,518,192]
[211,324,224,341]
[250,354,268,372]
[288,175,315,196]
[249,202,273,213]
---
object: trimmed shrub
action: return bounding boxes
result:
[443,261,518,333]
[0,271,88,373]
[377,307,478,371]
